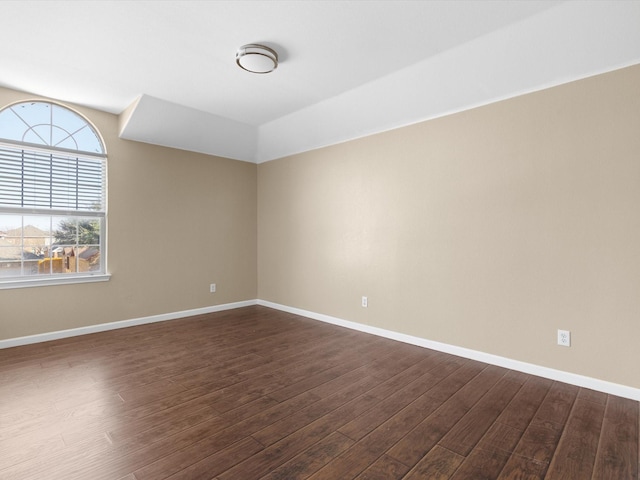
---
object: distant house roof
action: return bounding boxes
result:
[5,225,50,238]
[79,247,99,260]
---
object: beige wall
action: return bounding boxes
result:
[258,64,640,389]
[0,87,257,340]
[2,65,639,390]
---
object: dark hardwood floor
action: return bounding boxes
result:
[0,305,637,479]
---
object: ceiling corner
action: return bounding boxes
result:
[118,94,259,162]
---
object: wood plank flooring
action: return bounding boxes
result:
[0,305,637,479]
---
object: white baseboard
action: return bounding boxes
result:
[3,297,638,401]
[257,299,640,401]
[0,299,258,350]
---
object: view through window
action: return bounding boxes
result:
[0,101,107,286]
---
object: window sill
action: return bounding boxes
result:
[0,274,111,290]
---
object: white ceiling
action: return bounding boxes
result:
[1,1,639,163]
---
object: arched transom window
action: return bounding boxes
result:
[0,101,108,288]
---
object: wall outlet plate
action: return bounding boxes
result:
[361,296,368,308]
[210,283,216,293]
[557,329,571,347]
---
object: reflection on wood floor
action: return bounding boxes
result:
[0,305,637,479]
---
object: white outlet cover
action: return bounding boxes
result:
[557,329,571,347]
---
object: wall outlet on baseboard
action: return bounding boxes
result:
[361,296,368,308]
[557,329,571,347]
[210,283,216,293]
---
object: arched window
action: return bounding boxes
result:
[0,101,108,288]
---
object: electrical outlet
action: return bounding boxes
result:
[361,296,368,308]
[210,283,216,293]
[557,329,571,347]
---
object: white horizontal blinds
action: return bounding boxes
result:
[0,144,105,213]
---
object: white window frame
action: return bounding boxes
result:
[0,101,109,289]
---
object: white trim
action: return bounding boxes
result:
[257,300,640,401]
[0,299,257,349]
[3,296,638,401]
[0,273,111,290]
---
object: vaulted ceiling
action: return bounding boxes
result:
[2,1,639,163]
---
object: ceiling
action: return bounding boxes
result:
[1,1,639,163]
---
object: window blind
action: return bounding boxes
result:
[0,144,105,213]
